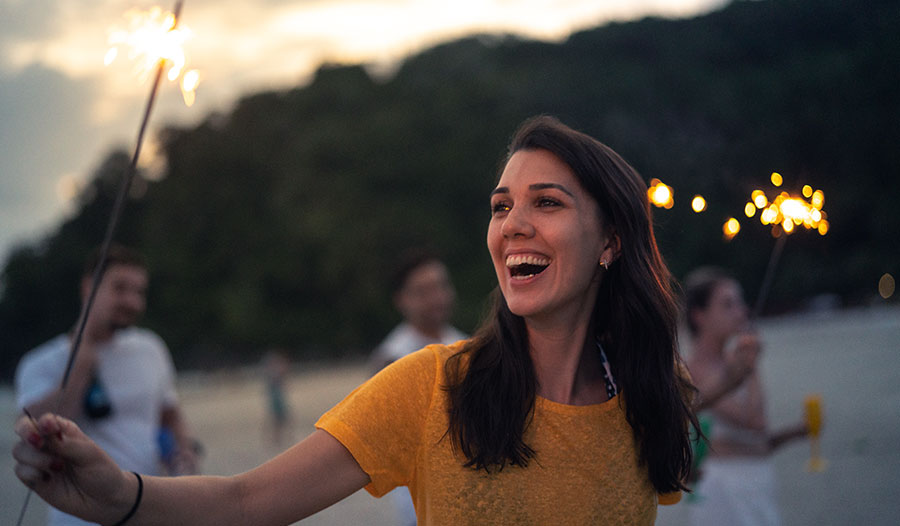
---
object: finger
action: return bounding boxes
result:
[37,413,67,437]
[14,460,49,487]
[12,440,59,471]
[14,415,40,440]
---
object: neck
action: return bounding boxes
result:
[410,321,443,341]
[527,319,605,405]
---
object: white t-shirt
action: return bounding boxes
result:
[371,322,467,366]
[15,327,178,526]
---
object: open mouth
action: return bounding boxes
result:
[506,255,550,279]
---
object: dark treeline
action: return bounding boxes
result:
[2,0,897,379]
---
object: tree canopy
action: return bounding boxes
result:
[2,0,897,379]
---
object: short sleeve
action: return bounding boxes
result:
[658,491,682,505]
[316,346,441,497]
[15,341,67,410]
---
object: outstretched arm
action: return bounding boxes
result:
[14,414,370,525]
[768,422,809,452]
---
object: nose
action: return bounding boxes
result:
[500,205,535,239]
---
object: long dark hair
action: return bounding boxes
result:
[445,116,697,492]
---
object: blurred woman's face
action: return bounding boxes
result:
[487,149,615,323]
[695,279,749,338]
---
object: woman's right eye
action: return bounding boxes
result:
[491,202,511,214]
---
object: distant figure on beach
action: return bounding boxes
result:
[262,348,292,446]
[369,249,467,525]
[684,267,810,526]
[14,116,700,525]
[14,244,199,526]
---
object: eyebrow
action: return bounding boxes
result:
[490,183,575,198]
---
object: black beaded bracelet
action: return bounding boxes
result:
[111,471,143,526]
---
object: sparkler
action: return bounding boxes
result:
[16,3,194,524]
[724,173,830,318]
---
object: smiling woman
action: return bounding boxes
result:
[13,116,698,526]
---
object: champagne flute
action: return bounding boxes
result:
[804,394,827,472]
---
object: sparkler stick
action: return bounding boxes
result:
[751,233,787,320]
[16,3,187,524]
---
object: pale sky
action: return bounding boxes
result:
[0,0,727,266]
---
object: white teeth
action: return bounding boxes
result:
[505,254,550,267]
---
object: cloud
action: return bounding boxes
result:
[0,63,103,258]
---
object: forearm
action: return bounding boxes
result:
[128,474,246,526]
[25,357,96,419]
[768,423,808,452]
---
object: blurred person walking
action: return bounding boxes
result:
[262,349,292,447]
[14,244,199,526]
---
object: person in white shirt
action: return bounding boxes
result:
[369,248,467,525]
[14,245,198,526]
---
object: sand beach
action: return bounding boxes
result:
[3,306,898,525]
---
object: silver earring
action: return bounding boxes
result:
[599,260,609,270]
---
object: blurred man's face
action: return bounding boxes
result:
[83,264,148,332]
[395,260,455,334]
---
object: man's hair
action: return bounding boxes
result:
[389,248,443,295]
[83,244,146,279]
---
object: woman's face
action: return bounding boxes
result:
[488,149,616,322]
[695,279,749,338]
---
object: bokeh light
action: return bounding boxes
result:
[648,178,674,209]
[771,172,783,187]
[744,202,756,218]
[691,195,707,213]
[723,217,740,240]
[879,273,896,299]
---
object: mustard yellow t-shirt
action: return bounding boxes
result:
[316,341,680,525]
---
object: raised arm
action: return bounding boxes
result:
[14,414,370,525]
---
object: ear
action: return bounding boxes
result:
[79,275,92,302]
[599,229,622,266]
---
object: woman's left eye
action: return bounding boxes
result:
[537,197,561,208]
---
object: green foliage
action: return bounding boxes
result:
[2,0,897,378]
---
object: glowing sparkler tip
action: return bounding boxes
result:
[105,6,199,107]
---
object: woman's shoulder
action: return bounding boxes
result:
[386,339,472,381]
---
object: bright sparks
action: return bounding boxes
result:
[648,178,674,209]
[734,173,829,238]
[105,7,200,106]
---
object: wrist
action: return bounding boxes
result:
[106,471,142,526]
